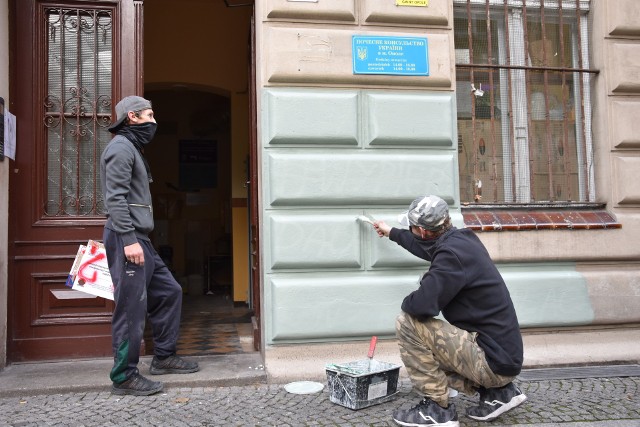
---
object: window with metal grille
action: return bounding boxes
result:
[44,7,112,217]
[454,0,596,205]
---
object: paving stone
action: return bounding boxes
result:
[0,377,639,426]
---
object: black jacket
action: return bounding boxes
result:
[100,135,154,246]
[389,226,523,377]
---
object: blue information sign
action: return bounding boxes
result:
[352,36,429,76]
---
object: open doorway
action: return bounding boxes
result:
[141,0,255,356]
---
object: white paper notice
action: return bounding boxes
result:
[4,110,16,160]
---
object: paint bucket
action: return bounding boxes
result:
[325,359,401,410]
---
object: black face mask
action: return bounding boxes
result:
[131,122,157,145]
[117,122,158,147]
[116,122,158,183]
[413,226,455,259]
[415,234,438,257]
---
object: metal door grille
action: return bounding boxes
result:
[44,7,113,217]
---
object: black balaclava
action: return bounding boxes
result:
[117,122,158,183]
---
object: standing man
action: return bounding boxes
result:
[101,96,199,396]
[373,195,526,427]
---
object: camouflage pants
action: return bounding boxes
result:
[396,311,515,408]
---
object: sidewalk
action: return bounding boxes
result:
[0,356,638,426]
[0,354,267,398]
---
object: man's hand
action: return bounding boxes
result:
[124,242,144,265]
[373,221,392,238]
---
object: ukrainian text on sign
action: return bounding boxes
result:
[352,36,429,76]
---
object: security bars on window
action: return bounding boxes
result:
[454,0,596,204]
[44,8,112,217]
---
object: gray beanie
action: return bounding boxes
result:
[398,195,449,231]
[108,95,152,133]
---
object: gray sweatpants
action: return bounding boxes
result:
[396,312,515,408]
[103,228,183,384]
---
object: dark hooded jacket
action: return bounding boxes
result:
[389,226,523,377]
[100,134,154,246]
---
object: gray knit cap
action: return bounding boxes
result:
[108,95,152,133]
[397,195,449,231]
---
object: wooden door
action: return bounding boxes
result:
[8,0,143,362]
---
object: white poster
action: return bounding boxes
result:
[4,110,16,160]
[66,240,114,300]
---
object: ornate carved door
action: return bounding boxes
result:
[8,0,143,362]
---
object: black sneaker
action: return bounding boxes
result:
[111,373,163,396]
[466,382,527,421]
[393,397,459,427]
[149,354,200,375]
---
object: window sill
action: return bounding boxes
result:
[462,207,621,232]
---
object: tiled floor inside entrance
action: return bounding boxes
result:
[144,294,255,356]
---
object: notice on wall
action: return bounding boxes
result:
[396,0,429,6]
[3,109,16,160]
[353,36,429,76]
[0,97,4,161]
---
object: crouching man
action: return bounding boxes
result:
[373,195,527,427]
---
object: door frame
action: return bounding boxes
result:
[248,12,261,352]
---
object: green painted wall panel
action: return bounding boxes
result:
[264,88,359,146]
[500,264,595,327]
[364,91,456,147]
[264,150,457,206]
[261,87,463,344]
[267,272,421,341]
[265,211,363,271]
[266,263,595,343]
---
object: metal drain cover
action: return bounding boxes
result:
[518,364,640,381]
